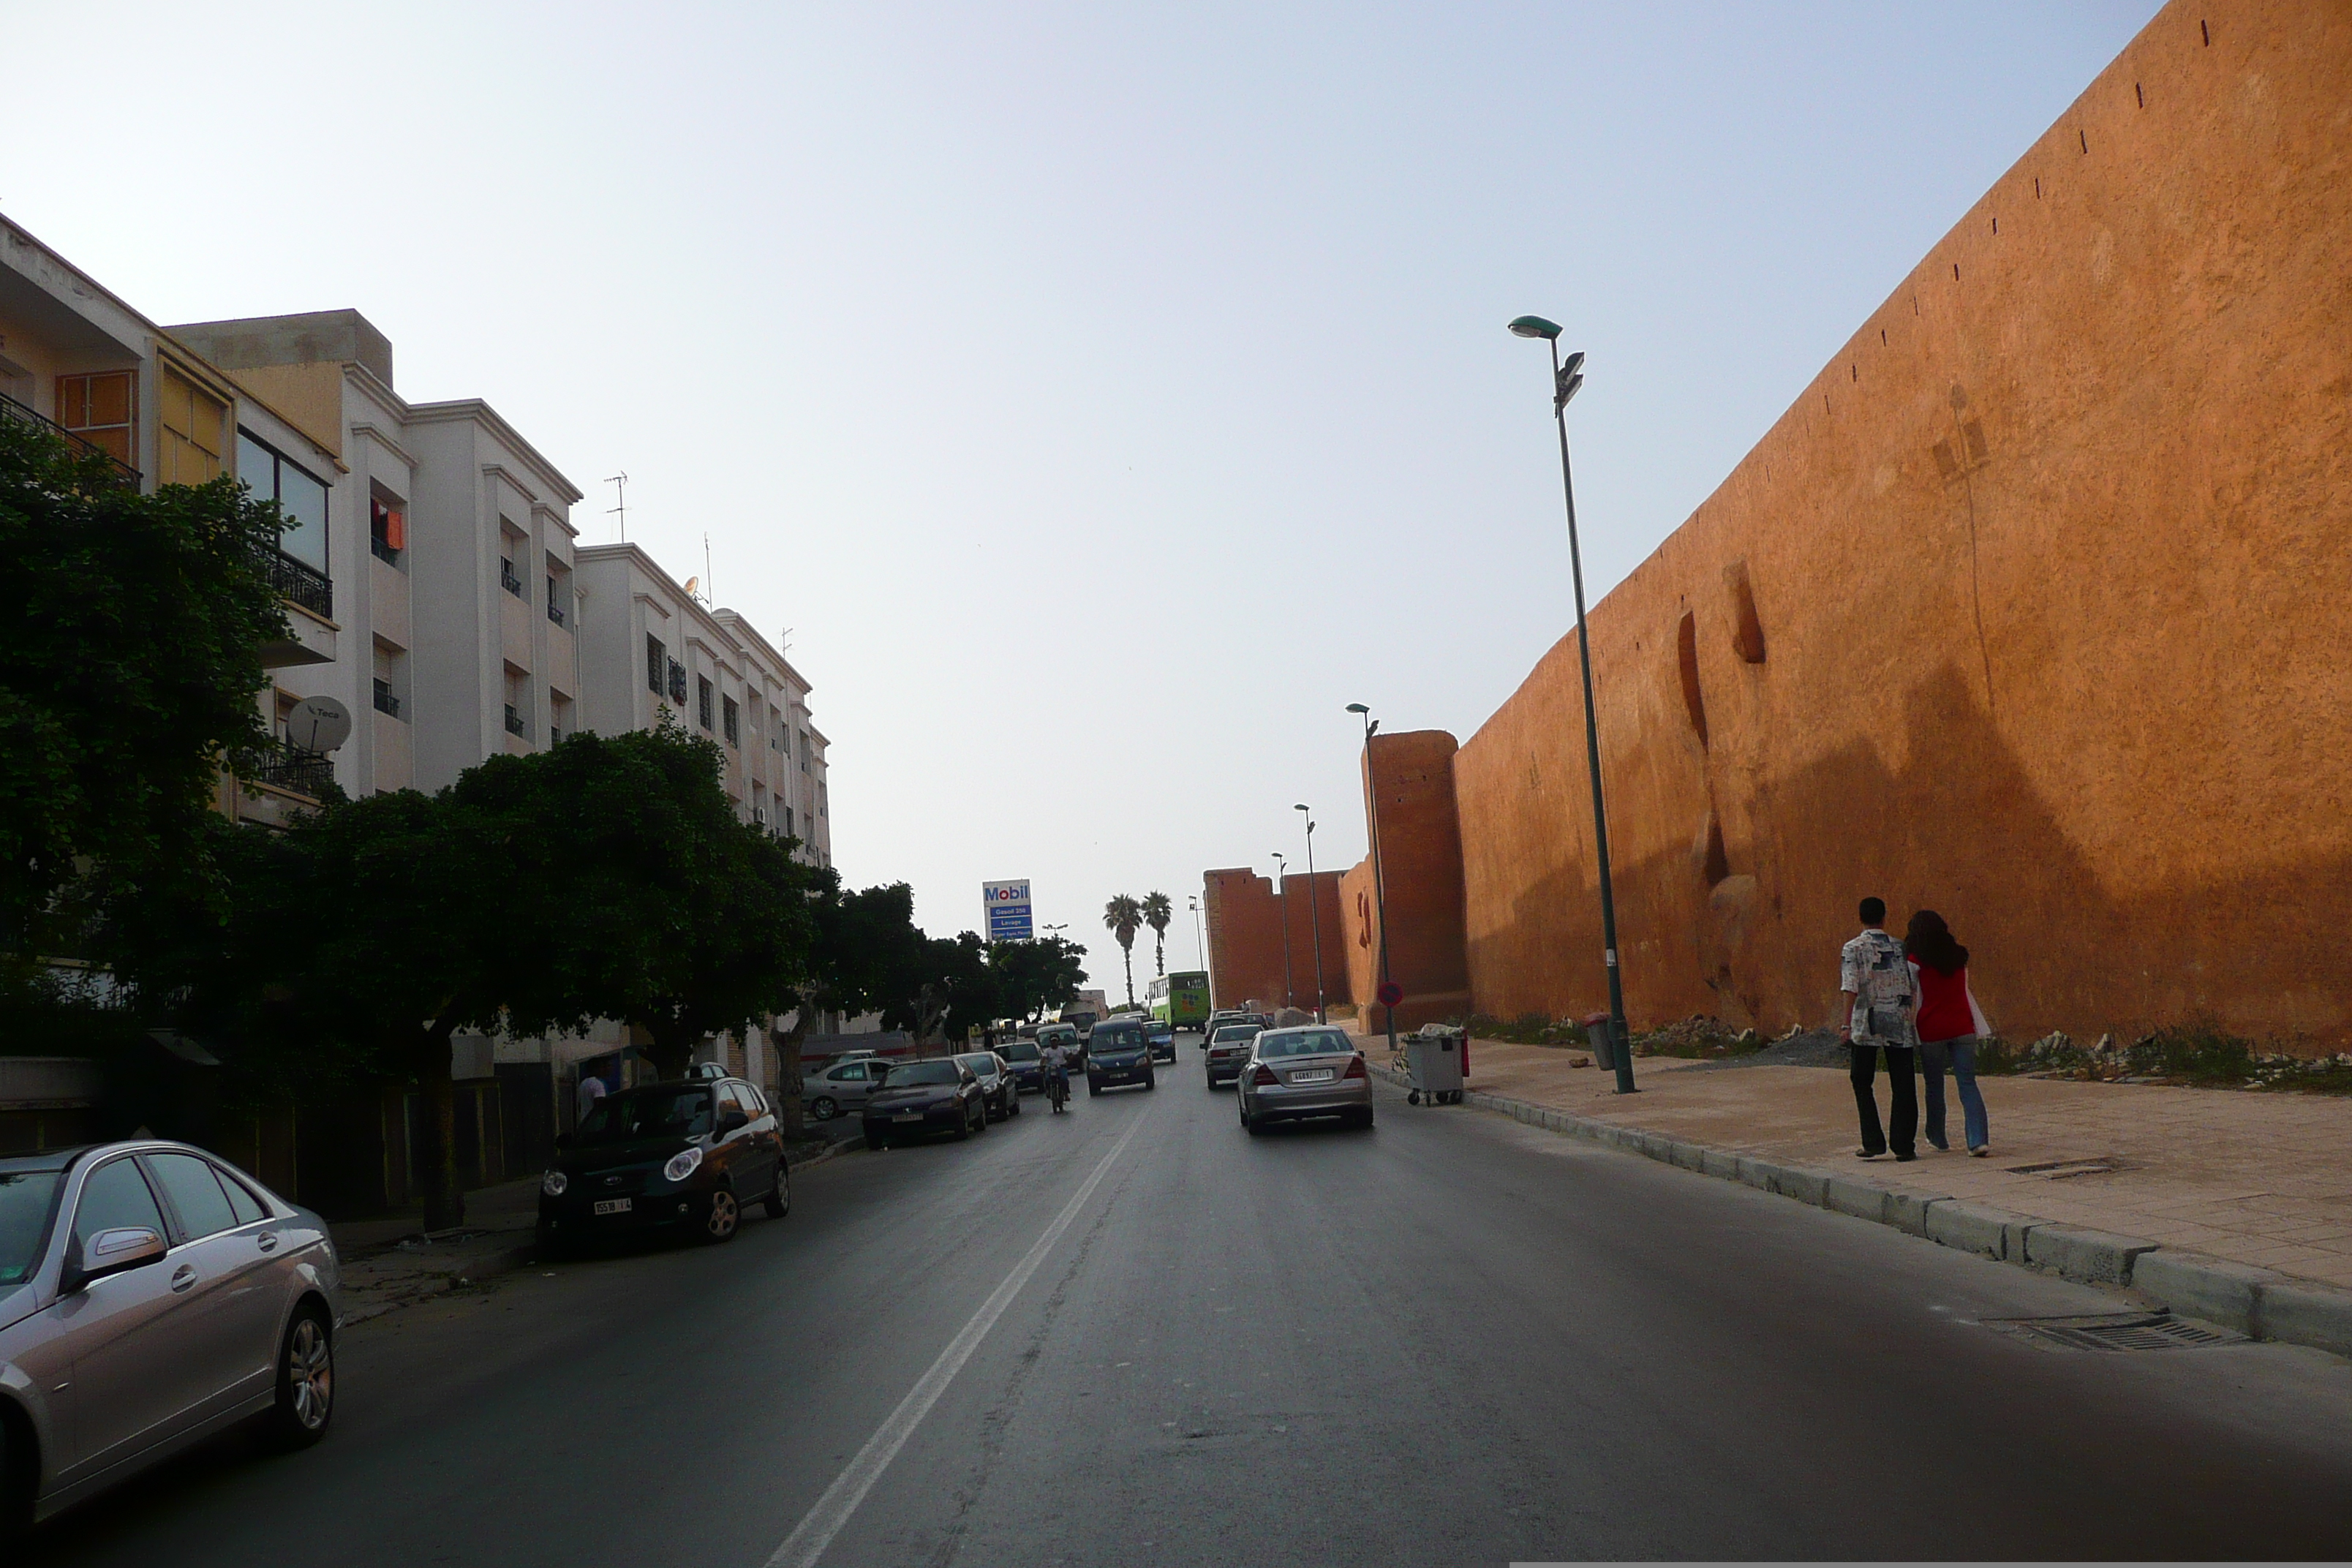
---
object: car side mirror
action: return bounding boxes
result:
[64,1226,167,1293]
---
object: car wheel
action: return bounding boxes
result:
[1350,1107,1376,1131]
[867,1132,889,1150]
[764,1167,791,1218]
[266,1305,335,1447]
[953,1103,973,1140]
[1145,1074,1156,1090]
[702,1186,741,1243]
[810,1096,838,1121]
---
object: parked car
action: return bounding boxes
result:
[1237,1025,1373,1133]
[539,1078,788,1250]
[0,1140,343,1534]
[802,1057,902,1122]
[1085,1017,1156,1095]
[864,1060,990,1147]
[1000,1039,1047,1094]
[1145,1019,1177,1062]
[1204,1021,1262,1088]
[1202,1009,1266,1048]
[954,1052,1023,1122]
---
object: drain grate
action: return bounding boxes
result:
[1983,1309,2247,1352]
[2005,1156,2135,1179]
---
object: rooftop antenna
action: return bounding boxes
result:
[605,473,628,540]
[779,627,794,659]
[704,532,713,605]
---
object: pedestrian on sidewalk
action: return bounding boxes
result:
[1904,910,1992,1157]
[576,1068,608,1125]
[1839,897,1918,1161]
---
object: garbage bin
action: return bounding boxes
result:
[1582,1011,1616,1072]
[1405,1031,1465,1104]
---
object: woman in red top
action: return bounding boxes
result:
[1904,911,1991,1156]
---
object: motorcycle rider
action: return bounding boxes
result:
[1041,1039,1072,1112]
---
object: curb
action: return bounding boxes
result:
[1370,1061,2352,1360]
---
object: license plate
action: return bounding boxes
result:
[593,1198,632,1215]
[894,1113,924,1122]
[1290,1068,1335,1083]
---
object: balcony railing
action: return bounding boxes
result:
[547,599,568,627]
[504,704,527,737]
[255,747,334,799]
[372,679,401,718]
[0,390,140,489]
[370,533,401,565]
[500,559,525,599]
[265,549,333,619]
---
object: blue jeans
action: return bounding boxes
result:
[1920,1035,1989,1150]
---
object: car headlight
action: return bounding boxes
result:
[663,1146,704,1183]
[541,1170,568,1197]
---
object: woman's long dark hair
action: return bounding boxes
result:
[1904,910,1970,976]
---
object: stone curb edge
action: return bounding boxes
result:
[1369,1061,2352,1359]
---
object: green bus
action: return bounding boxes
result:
[1147,970,1212,1031]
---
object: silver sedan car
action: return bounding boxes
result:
[1237,1025,1375,1133]
[0,1140,342,1533]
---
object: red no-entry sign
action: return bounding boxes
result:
[1376,981,1403,1007]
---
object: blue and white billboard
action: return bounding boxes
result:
[982,879,1034,942]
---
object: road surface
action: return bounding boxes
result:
[28,1045,2352,1564]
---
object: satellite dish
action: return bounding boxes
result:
[287,694,353,755]
[683,576,700,597]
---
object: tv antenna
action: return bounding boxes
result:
[605,473,628,540]
[704,532,713,605]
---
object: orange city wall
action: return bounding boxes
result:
[1202,868,1348,1015]
[1449,0,2351,1049]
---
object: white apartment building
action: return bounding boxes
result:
[164,311,584,801]
[573,544,832,867]
[1,216,342,832]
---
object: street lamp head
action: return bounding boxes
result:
[1508,314,1563,341]
[1345,703,1369,715]
[1294,803,1310,813]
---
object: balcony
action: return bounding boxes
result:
[255,747,333,799]
[370,534,401,565]
[372,679,401,718]
[265,549,333,620]
[500,559,525,599]
[504,704,527,738]
[547,598,568,627]
[0,390,139,489]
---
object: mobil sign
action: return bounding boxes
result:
[982,879,1034,941]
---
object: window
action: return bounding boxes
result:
[500,557,525,599]
[55,371,137,470]
[546,575,567,626]
[72,1158,165,1250]
[668,659,687,705]
[799,732,810,772]
[215,1168,266,1226]
[238,430,331,572]
[722,695,739,747]
[647,635,666,696]
[785,807,795,837]
[147,1152,239,1240]
[374,641,406,720]
[157,363,227,486]
[370,497,405,565]
[697,676,714,731]
[373,678,400,717]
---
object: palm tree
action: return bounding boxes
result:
[1141,892,1173,976]
[1103,894,1144,1006]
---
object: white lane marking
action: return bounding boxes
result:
[763,1112,1149,1568]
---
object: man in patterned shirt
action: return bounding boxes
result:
[1839,896,1918,1161]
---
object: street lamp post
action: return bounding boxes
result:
[1509,314,1634,1093]
[1346,704,1398,1058]
[1270,852,1296,1013]
[1187,896,1205,973]
[1294,804,1327,1025]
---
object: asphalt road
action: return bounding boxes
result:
[27,1043,2352,1564]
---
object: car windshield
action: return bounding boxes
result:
[954,1054,1000,1078]
[1003,1042,1041,1063]
[0,1166,64,1286]
[576,1087,714,1143]
[1256,1028,1355,1058]
[882,1062,962,1088]
[1212,1025,1260,1044]
[1093,1025,1144,1049]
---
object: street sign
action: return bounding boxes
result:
[982,879,1034,942]
[1376,980,1404,1008]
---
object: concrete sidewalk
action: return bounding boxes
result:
[1373,1034,2352,1291]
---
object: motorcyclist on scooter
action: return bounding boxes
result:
[1041,1041,1071,1111]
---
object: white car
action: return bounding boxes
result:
[800,1058,900,1121]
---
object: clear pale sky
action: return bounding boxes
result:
[4,1,2160,991]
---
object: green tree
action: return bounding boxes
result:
[1102,894,1143,1006]
[464,724,818,1081]
[1141,892,1172,976]
[988,935,1089,1024]
[772,875,929,1136]
[0,416,288,968]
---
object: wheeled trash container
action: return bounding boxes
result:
[1406,1030,1465,1105]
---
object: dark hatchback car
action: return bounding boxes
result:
[1145,1020,1177,1063]
[538,1079,788,1250]
[954,1052,1022,1123]
[1085,1018,1156,1095]
[863,1060,989,1147]
[999,1039,1047,1094]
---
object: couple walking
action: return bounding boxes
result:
[1838,897,1991,1161]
